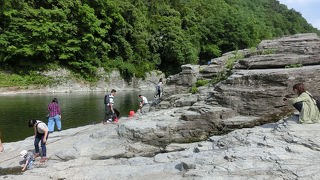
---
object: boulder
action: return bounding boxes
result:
[213,65,320,119]
[54,149,79,161]
[234,54,320,69]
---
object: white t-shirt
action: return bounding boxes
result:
[141,96,148,104]
[36,120,48,134]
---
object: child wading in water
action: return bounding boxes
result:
[20,150,35,171]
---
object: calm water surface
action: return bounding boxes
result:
[0,91,154,142]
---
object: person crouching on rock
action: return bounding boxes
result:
[28,119,49,162]
[285,83,320,124]
[138,94,148,112]
[20,150,35,171]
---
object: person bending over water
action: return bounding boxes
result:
[28,119,49,162]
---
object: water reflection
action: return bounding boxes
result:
[0,91,154,142]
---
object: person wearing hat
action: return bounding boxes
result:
[104,89,117,123]
[20,150,35,171]
[28,119,49,162]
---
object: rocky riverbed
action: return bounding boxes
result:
[1,33,320,179]
[1,115,319,179]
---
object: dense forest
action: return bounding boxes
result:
[0,0,319,81]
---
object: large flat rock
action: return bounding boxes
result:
[2,116,319,179]
[213,65,320,118]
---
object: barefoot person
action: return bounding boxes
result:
[28,119,49,162]
[285,83,320,124]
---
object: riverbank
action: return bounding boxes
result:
[1,115,319,179]
[0,69,165,95]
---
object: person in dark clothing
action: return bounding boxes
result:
[154,78,163,98]
[104,89,117,123]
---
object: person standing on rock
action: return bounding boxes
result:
[154,78,163,98]
[28,119,49,162]
[104,89,117,123]
[285,83,320,124]
[0,132,4,152]
[48,98,62,132]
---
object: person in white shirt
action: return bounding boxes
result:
[139,95,148,107]
[155,78,163,98]
[104,89,117,123]
[28,119,49,162]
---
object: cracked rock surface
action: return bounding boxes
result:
[1,116,319,179]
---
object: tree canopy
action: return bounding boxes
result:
[0,0,318,78]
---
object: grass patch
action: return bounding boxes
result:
[0,71,54,87]
[190,85,198,94]
[285,63,303,68]
[226,52,244,70]
[195,79,210,87]
[261,49,275,55]
[212,70,229,84]
[190,79,210,94]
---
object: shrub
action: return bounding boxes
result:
[190,85,197,94]
[195,79,210,87]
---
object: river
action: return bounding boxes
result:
[0,91,154,142]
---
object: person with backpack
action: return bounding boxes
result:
[285,83,320,124]
[48,98,62,132]
[154,78,163,98]
[28,119,49,162]
[104,89,117,123]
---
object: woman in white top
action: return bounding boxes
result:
[155,78,163,98]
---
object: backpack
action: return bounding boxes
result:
[156,85,159,91]
[307,93,320,112]
[104,94,110,105]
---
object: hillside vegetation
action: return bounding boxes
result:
[0,0,318,84]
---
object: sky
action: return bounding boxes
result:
[278,0,320,30]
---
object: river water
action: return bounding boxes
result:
[0,91,155,142]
